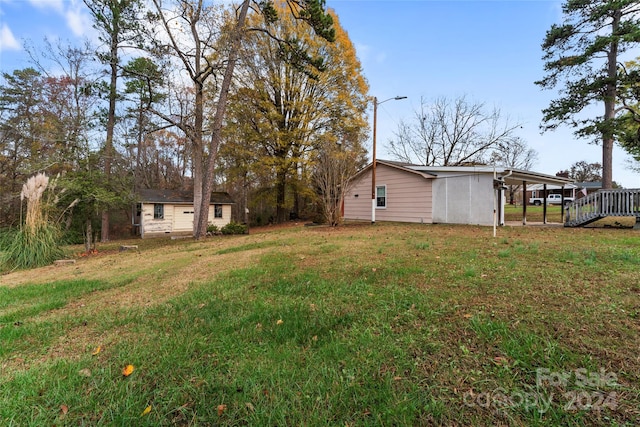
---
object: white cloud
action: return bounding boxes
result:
[27,0,64,13]
[65,2,93,38]
[0,24,21,52]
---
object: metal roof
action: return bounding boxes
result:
[405,165,574,187]
[138,189,234,204]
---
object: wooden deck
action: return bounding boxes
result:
[565,189,640,227]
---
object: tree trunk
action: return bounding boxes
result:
[195,0,250,239]
[192,84,204,235]
[85,219,92,253]
[101,23,119,242]
[602,9,621,190]
[276,167,287,223]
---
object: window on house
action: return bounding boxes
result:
[376,185,386,208]
[214,204,223,218]
[154,204,164,219]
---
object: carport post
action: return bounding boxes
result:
[543,184,548,224]
[561,185,566,223]
[522,181,527,225]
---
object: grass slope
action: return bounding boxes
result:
[1,223,639,426]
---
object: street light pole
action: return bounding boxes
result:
[371,95,407,224]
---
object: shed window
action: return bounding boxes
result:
[154,204,164,219]
[376,185,386,208]
[214,204,223,218]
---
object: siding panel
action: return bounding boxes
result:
[344,164,433,223]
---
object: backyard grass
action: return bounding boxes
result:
[1,223,639,426]
[504,204,636,227]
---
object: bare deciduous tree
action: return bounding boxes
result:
[387,96,522,166]
[313,142,363,226]
[490,137,539,204]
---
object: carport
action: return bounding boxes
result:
[499,169,575,225]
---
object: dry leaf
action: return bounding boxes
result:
[371,268,377,272]
[276,319,284,325]
[122,364,135,377]
[493,356,509,365]
[393,376,403,381]
[217,404,227,416]
[141,405,152,416]
[78,368,92,377]
[463,314,473,319]
[91,346,101,356]
[60,404,69,415]
[245,402,255,412]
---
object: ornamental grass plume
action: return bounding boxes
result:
[21,172,49,233]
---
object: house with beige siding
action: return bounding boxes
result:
[135,189,234,238]
[343,161,573,226]
[343,161,436,223]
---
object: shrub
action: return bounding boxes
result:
[207,223,220,235]
[0,225,64,271]
[221,222,248,235]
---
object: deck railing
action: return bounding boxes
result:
[565,189,640,227]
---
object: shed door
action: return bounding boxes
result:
[173,206,194,231]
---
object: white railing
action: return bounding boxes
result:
[565,189,640,227]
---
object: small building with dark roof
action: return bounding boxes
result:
[135,189,234,238]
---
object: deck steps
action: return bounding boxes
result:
[565,189,640,227]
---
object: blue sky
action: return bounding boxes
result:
[1,0,639,186]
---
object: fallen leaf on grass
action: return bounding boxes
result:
[91,346,101,356]
[78,368,92,377]
[60,404,69,415]
[122,364,135,377]
[493,356,509,366]
[141,405,152,416]
[276,319,284,325]
[463,313,473,319]
[245,402,255,412]
[217,404,227,416]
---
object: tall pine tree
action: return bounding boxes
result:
[536,0,640,189]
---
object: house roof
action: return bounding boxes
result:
[138,189,234,204]
[350,160,437,182]
[574,182,602,189]
[405,164,574,187]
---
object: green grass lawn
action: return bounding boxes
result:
[504,204,636,227]
[1,223,639,425]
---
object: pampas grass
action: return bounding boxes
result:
[1,173,64,271]
[22,172,49,233]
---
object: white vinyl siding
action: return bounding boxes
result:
[141,202,174,237]
[140,202,232,238]
[207,204,231,228]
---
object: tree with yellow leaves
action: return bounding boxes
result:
[221,4,369,223]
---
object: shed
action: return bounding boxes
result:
[135,189,234,238]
